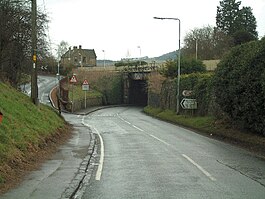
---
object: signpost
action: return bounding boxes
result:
[182,90,193,97]
[180,98,197,110]
[82,79,89,109]
[69,75,77,112]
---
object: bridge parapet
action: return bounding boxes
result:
[121,64,160,73]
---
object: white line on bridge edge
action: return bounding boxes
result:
[182,154,216,181]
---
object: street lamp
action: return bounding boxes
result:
[102,50,106,69]
[137,46,141,67]
[153,16,181,114]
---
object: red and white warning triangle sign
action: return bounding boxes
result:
[70,75,77,83]
[83,79,89,85]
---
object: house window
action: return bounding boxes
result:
[74,56,78,63]
[83,57,87,63]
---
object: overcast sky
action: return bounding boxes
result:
[40,0,265,60]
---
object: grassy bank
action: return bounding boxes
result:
[69,85,103,101]
[144,106,265,156]
[0,83,67,186]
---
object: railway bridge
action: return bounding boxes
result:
[122,65,158,106]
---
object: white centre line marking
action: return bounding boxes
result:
[132,125,144,132]
[182,154,216,181]
[148,134,170,146]
[118,115,143,131]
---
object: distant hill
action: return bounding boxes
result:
[97,60,116,66]
[153,50,178,61]
[97,50,178,65]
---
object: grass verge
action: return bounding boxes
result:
[68,85,103,101]
[0,83,70,193]
[144,106,265,157]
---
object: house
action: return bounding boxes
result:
[60,45,97,68]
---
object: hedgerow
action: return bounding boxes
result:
[213,38,265,134]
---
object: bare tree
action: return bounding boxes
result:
[0,0,49,87]
[57,41,69,60]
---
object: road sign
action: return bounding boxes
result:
[82,84,89,91]
[180,98,197,110]
[83,79,89,85]
[70,75,77,83]
[82,79,89,91]
[32,54,37,63]
[182,90,193,97]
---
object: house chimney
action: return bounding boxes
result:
[73,46,77,50]
[79,45,82,49]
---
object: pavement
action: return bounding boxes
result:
[0,97,108,199]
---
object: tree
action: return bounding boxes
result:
[212,28,234,58]
[182,26,234,60]
[183,26,217,60]
[0,0,49,87]
[216,0,258,45]
[57,40,69,60]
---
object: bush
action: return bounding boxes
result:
[213,38,265,134]
[148,72,214,115]
[94,73,123,105]
[160,57,206,78]
[180,73,214,116]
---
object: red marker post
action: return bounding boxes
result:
[0,112,3,124]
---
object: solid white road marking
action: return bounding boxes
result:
[182,154,216,181]
[94,127,104,181]
[82,118,104,181]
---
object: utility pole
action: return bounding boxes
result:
[31,0,38,105]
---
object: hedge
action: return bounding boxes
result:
[213,38,265,135]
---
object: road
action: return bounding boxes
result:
[20,75,58,105]
[2,76,265,199]
[78,107,265,199]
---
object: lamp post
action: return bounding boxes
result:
[102,50,106,69]
[153,16,181,114]
[56,62,61,114]
[195,39,198,60]
[137,46,141,67]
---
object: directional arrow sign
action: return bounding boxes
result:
[180,98,197,110]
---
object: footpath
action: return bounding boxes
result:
[0,94,106,199]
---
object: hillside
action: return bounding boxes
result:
[97,51,178,65]
[154,50,177,61]
[0,83,71,193]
